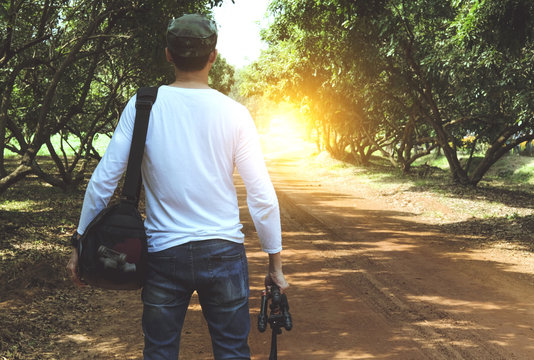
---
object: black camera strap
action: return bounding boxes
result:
[122,86,159,206]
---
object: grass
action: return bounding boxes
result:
[506,158,534,183]
[412,153,450,169]
[4,133,111,158]
[412,152,534,185]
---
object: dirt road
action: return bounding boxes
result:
[248,157,534,359]
[46,151,534,359]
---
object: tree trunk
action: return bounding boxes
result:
[0,164,32,194]
[469,131,534,186]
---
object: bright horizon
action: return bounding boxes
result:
[213,0,270,68]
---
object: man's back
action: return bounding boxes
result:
[137,85,259,251]
[80,85,281,254]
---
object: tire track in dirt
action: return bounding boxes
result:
[275,190,508,359]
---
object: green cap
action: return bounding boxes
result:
[167,14,218,58]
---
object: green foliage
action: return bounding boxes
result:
[209,54,235,95]
[0,0,224,193]
[245,0,534,185]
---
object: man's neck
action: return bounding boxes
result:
[169,69,210,89]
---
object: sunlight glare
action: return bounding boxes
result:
[261,105,314,160]
[269,115,296,136]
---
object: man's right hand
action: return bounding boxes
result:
[265,270,289,292]
[266,252,289,292]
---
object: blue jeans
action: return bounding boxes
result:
[142,239,251,360]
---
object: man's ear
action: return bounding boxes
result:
[165,48,174,63]
[209,49,218,64]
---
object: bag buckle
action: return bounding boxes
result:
[136,99,153,110]
[121,196,138,205]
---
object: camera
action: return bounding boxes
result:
[98,245,136,273]
[258,284,292,333]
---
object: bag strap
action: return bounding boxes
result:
[121,86,159,205]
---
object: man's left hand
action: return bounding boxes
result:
[67,242,86,288]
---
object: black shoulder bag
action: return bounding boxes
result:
[77,87,158,290]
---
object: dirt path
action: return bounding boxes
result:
[38,150,534,360]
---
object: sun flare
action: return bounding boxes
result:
[268,115,298,136]
[260,105,314,161]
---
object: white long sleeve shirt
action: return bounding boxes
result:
[77,85,282,254]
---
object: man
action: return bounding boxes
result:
[67,13,288,360]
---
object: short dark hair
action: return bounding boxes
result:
[168,49,211,72]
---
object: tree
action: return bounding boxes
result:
[243,0,438,168]
[251,0,534,185]
[435,0,534,183]
[209,54,235,95]
[0,0,224,194]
